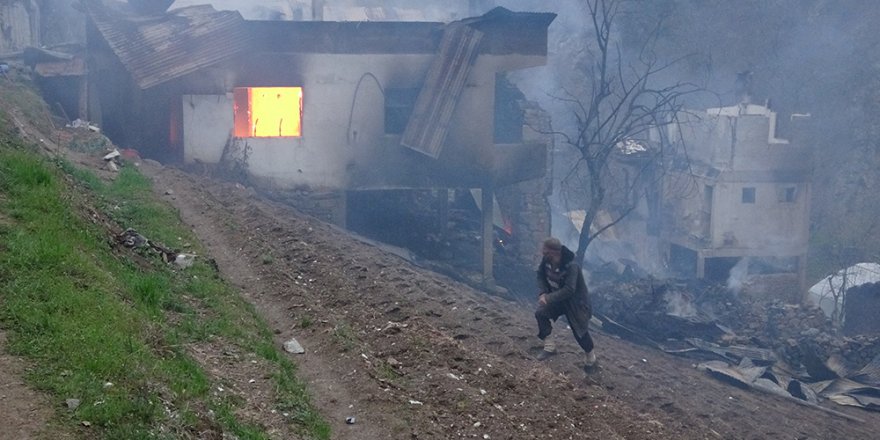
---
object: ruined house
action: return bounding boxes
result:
[75,0,555,288]
[662,103,812,299]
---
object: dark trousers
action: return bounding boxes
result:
[535,301,594,353]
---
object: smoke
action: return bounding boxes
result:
[664,290,697,318]
[727,257,750,295]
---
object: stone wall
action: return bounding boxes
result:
[496,99,553,266]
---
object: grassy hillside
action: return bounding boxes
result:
[0,77,328,439]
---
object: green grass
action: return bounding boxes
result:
[0,128,329,437]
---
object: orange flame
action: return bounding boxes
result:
[234,87,302,137]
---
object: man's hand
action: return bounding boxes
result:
[538,294,548,306]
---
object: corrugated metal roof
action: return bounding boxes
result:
[84,1,253,89]
[400,23,483,159]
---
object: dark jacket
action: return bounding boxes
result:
[536,246,592,338]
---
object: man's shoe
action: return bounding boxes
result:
[536,350,557,361]
[583,351,597,368]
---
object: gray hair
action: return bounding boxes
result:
[542,237,562,251]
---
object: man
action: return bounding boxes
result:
[535,237,596,370]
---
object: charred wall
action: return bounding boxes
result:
[495,99,552,265]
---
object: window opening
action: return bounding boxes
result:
[385,88,419,135]
[234,87,302,138]
[741,187,756,204]
[778,186,797,203]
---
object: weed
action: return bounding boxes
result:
[375,360,401,381]
[331,322,358,352]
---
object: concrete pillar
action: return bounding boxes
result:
[78,75,88,120]
[798,254,808,304]
[312,0,324,20]
[481,186,495,288]
[696,252,706,279]
[436,189,449,232]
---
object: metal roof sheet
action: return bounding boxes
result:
[84,1,253,89]
[400,23,483,159]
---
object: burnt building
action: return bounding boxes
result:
[78,0,556,289]
[663,103,812,298]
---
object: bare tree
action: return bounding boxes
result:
[554,0,700,266]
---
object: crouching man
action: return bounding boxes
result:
[535,237,596,370]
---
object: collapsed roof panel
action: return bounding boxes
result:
[398,8,556,159]
[401,23,483,159]
[83,0,253,89]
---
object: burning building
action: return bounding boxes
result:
[74,0,556,288]
[662,103,812,299]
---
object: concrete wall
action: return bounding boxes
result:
[183,94,233,164]
[663,104,811,267]
[708,180,810,254]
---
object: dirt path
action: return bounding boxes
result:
[142,163,880,439]
[0,333,56,440]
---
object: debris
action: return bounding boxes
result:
[283,337,305,354]
[698,361,866,422]
[408,399,423,405]
[814,378,880,412]
[346,416,356,424]
[102,149,120,161]
[382,321,408,334]
[119,228,148,248]
[64,118,101,132]
[173,253,197,269]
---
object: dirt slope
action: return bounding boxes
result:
[130,160,880,440]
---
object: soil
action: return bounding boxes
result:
[0,332,56,440]
[3,113,880,437]
[133,160,879,440]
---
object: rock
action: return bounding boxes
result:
[801,328,820,337]
[65,398,80,410]
[102,149,120,161]
[283,337,305,354]
[174,253,197,269]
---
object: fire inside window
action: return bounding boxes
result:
[233,87,302,137]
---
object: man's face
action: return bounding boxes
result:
[542,246,561,265]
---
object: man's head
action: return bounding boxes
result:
[542,237,563,264]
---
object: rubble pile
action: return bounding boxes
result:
[591,279,880,372]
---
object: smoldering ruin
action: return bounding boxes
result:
[4,0,880,425]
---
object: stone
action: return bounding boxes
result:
[283,337,305,354]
